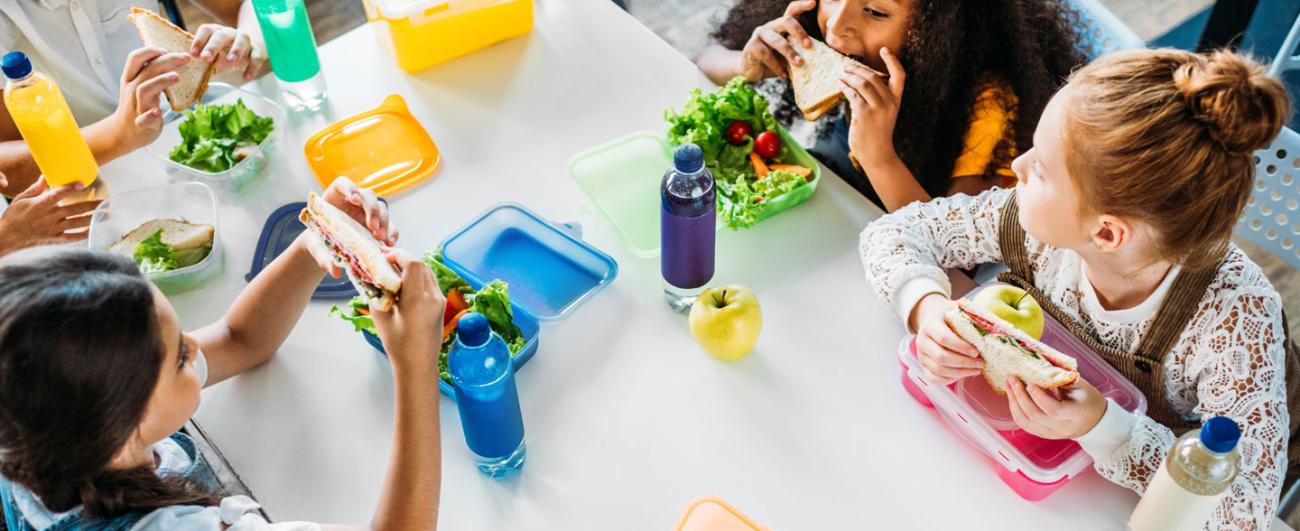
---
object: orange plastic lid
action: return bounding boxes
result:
[304,94,441,197]
[674,497,768,531]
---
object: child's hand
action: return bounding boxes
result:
[911,293,984,385]
[110,46,191,152]
[370,250,445,372]
[1005,377,1107,440]
[840,47,907,172]
[739,0,816,81]
[190,24,267,82]
[0,178,102,255]
[303,178,398,278]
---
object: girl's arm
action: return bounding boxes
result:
[859,187,1013,329]
[1076,288,1290,529]
[695,44,745,85]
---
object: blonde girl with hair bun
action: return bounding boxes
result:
[862,49,1297,529]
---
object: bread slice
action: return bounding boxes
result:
[945,300,1079,395]
[789,39,882,122]
[128,8,216,112]
[300,192,402,311]
[110,219,214,255]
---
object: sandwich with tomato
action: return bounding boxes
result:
[330,251,526,383]
[945,299,1079,395]
[300,192,402,311]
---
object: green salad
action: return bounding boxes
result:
[169,99,274,173]
[133,229,210,274]
[331,252,526,383]
[665,77,814,229]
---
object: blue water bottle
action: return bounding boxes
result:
[449,312,526,477]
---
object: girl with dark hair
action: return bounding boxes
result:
[696,0,1087,211]
[0,178,443,530]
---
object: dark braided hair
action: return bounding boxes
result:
[714,0,1087,198]
[0,247,221,521]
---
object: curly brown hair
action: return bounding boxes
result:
[714,0,1088,198]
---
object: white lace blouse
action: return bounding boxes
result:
[859,188,1289,530]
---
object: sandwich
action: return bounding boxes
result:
[945,299,1079,395]
[128,8,216,112]
[300,192,402,311]
[111,218,215,274]
[789,38,882,121]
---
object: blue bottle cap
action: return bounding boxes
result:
[2,52,32,80]
[1200,416,1241,453]
[673,143,704,173]
[456,312,490,347]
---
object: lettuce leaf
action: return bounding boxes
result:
[467,280,524,344]
[134,229,178,274]
[716,169,811,229]
[169,99,274,173]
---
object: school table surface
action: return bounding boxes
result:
[95,0,1291,528]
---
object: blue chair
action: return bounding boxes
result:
[1069,0,1146,58]
[1269,12,1300,77]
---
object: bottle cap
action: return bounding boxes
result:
[2,52,32,80]
[673,143,704,173]
[456,312,490,347]
[1200,416,1241,453]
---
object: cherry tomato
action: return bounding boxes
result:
[754,130,780,159]
[725,121,753,146]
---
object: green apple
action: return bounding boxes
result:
[972,285,1045,340]
[689,285,763,361]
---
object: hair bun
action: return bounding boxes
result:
[1173,51,1291,155]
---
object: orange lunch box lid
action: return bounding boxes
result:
[674,497,769,531]
[303,94,442,197]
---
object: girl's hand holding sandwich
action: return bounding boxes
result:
[841,48,908,177]
[1005,377,1107,440]
[370,250,445,370]
[305,177,398,278]
[910,293,984,385]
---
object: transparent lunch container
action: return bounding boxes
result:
[145,83,286,196]
[896,284,1148,501]
[87,182,223,294]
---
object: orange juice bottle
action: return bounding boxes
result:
[2,52,98,190]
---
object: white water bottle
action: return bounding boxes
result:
[1129,416,1240,531]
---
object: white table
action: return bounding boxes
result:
[97,0,1264,528]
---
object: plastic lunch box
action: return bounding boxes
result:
[362,0,534,73]
[145,83,285,197]
[358,203,618,398]
[567,127,821,258]
[896,284,1148,501]
[87,182,223,295]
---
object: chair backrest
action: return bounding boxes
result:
[1238,126,1300,271]
[1270,13,1300,77]
[1067,0,1146,59]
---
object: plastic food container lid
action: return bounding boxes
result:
[246,202,356,300]
[304,94,441,198]
[439,203,618,321]
[674,497,768,531]
[897,284,1149,485]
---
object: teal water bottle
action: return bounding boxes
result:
[251,0,326,110]
[449,313,526,478]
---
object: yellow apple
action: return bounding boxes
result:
[688,285,763,361]
[972,285,1044,340]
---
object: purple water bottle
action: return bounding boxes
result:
[661,143,716,311]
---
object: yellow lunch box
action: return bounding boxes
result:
[362,0,534,73]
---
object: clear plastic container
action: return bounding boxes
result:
[145,83,286,197]
[568,127,820,258]
[87,182,223,294]
[896,284,1148,501]
[360,203,618,398]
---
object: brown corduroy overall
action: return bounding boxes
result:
[995,193,1300,488]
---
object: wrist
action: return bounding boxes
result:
[908,292,949,333]
[856,145,903,176]
[85,114,134,164]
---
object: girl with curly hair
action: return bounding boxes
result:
[696,0,1087,211]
